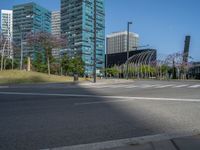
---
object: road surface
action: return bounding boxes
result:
[0,80,200,150]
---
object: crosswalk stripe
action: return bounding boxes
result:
[109,85,131,88]
[0,86,9,88]
[140,85,156,88]
[94,86,110,88]
[125,85,139,88]
[174,85,188,88]
[188,85,200,88]
[81,84,200,89]
[154,85,174,88]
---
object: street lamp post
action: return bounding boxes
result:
[93,0,97,83]
[20,29,23,70]
[105,38,108,79]
[126,22,132,80]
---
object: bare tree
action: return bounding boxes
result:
[0,31,7,71]
[27,32,66,75]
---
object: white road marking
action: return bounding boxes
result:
[140,84,156,88]
[103,84,134,88]
[84,84,138,89]
[0,86,9,88]
[155,84,174,88]
[41,130,200,150]
[125,85,139,88]
[74,96,200,106]
[91,86,110,88]
[189,85,200,88]
[173,84,188,88]
[0,92,198,104]
[74,99,133,105]
[81,84,200,89]
[79,84,200,89]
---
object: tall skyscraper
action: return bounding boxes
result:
[51,11,61,59]
[183,35,191,63]
[106,31,139,54]
[51,11,61,37]
[0,10,13,58]
[61,0,105,75]
[13,2,51,58]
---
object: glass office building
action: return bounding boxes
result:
[106,31,139,54]
[51,11,61,37]
[0,10,13,58]
[61,0,105,75]
[13,2,51,58]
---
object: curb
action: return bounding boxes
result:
[41,130,200,150]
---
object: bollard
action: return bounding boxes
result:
[74,74,79,82]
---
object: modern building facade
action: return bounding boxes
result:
[51,11,61,37]
[106,31,139,54]
[61,0,105,75]
[0,10,13,58]
[51,11,61,59]
[183,35,191,63]
[13,2,51,58]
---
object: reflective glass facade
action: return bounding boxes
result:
[61,0,105,75]
[0,10,13,58]
[13,2,51,58]
[106,31,139,54]
[51,11,61,37]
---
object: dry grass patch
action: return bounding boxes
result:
[0,70,78,84]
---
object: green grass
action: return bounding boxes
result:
[0,70,77,85]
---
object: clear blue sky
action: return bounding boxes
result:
[1,0,200,61]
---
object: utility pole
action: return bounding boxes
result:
[105,38,108,79]
[126,22,132,80]
[93,0,97,83]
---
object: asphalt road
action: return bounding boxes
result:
[0,80,200,150]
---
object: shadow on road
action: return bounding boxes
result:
[0,83,193,150]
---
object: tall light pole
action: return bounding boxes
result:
[93,0,97,83]
[105,38,108,79]
[19,25,23,70]
[126,22,132,80]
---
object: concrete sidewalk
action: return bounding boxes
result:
[79,79,134,86]
[108,135,200,150]
[42,131,200,150]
